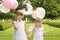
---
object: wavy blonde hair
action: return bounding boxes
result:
[35,18,42,27]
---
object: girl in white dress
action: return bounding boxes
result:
[13,10,27,40]
[29,18,44,40]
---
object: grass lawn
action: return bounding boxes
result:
[0,23,60,40]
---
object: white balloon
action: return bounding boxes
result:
[36,7,45,19]
[0,4,10,13]
[22,1,33,15]
[26,3,33,14]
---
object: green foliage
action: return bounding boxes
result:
[0,20,13,30]
[43,0,60,19]
[23,15,35,22]
[43,19,60,28]
[0,13,15,20]
[55,16,60,20]
[0,0,60,19]
[29,0,60,19]
[29,0,44,7]
[17,0,26,9]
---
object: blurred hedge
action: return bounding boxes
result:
[43,19,60,28]
[0,20,13,30]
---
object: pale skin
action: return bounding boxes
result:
[28,22,41,37]
[28,21,49,38]
[29,20,42,37]
[13,15,28,39]
[13,15,23,29]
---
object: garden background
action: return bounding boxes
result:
[0,0,60,40]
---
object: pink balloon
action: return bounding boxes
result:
[32,7,45,19]
[32,11,37,19]
[2,0,18,9]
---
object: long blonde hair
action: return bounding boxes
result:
[35,18,42,27]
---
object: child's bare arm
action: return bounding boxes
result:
[41,24,49,34]
[44,30,49,34]
[13,21,17,29]
[29,24,35,37]
[43,26,49,34]
[29,31,33,37]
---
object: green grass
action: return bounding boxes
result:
[0,23,60,40]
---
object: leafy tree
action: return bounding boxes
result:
[0,0,60,20]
